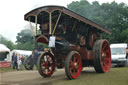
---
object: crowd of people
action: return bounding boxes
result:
[11,48,48,70]
[11,53,25,70]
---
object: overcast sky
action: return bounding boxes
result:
[0,0,128,42]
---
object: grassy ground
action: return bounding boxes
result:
[52,67,128,85]
[0,67,15,73]
[0,65,37,73]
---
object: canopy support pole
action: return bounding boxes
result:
[35,16,37,35]
[52,12,62,35]
[49,12,52,35]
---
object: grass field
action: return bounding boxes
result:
[52,67,128,85]
[0,65,37,73]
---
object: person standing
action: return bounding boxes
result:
[21,55,24,65]
[126,47,128,66]
[11,53,15,69]
[14,53,18,70]
[17,54,22,70]
[33,49,39,67]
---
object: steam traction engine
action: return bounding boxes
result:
[24,6,112,80]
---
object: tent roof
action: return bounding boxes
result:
[0,44,10,52]
[11,50,32,56]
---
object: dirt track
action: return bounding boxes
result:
[0,68,95,85]
[0,69,66,85]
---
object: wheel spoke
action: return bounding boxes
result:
[105,57,110,64]
[102,44,107,51]
[48,67,51,72]
[75,56,77,62]
[70,61,75,69]
[44,55,47,61]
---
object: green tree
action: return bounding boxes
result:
[16,29,33,44]
[0,35,15,50]
[67,0,128,43]
[16,42,34,50]
[101,2,128,43]
[120,29,128,43]
[16,28,35,50]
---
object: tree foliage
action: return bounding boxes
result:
[16,29,33,44]
[67,0,128,43]
[0,35,15,50]
[120,29,128,43]
[16,42,34,50]
[15,28,35,50]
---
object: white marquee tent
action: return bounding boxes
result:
[0,44,10,52]
[9,49,32,61]
[0,44,32,62]
[0,44,10,61]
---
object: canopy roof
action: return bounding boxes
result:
[0,44,10,52]
[24,5,112,34]
[11,50,32,56]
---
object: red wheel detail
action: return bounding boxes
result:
[93,40,111,73]
[65,51,82,79]
[37,52,55,77]
[70,54,82,78]
[101,40,111,72]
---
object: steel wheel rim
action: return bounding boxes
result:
[69,53,82,79]
[41,54,55,76]
[101,40,111,72]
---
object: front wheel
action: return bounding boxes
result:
[65,51,82,80]
[37,52,55,78]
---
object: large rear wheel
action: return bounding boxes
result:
[37,52,55,77]
[65,51,82,80]
[93,40,111,73]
